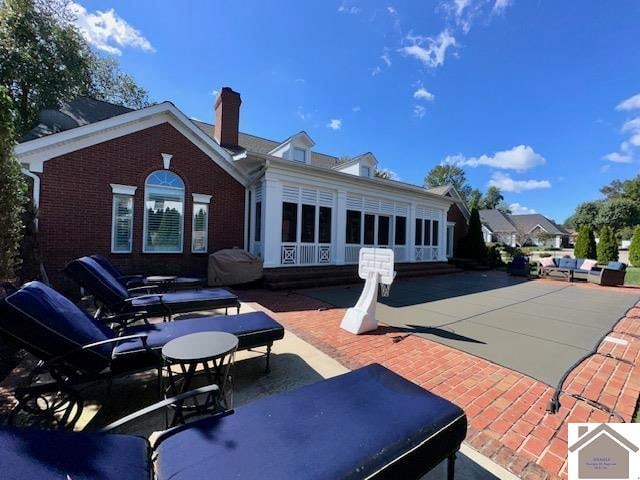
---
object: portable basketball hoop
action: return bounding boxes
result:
[340,248,396,335]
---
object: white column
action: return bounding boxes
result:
[263,177,282,268]
[335,191,347,265]
[408,204,417,262]
[438,209,447,261]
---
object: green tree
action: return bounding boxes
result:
[574,225,596,260]
[629,226,640,267]
[460,208,487,260]
[478,186,504,210]
[0,86,27,280]
[596,226,618,263]
[0,0,150,134]
[373,168,392,180]
[425,164,478,207]
[571,201,602,229]
[600,175,640,204]
[597,198,640,231]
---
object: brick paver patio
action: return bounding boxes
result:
[240,279,640,480]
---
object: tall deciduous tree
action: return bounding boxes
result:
[0,86,27,281]
[479,186,504,210]
[0,0,150,134]
[574,225,596,260]
[424,164,479,207]
[597,198,640,231]
[571,201,602,229]
[596,226,618,264]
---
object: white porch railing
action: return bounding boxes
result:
[280,243,333,265]
[414,246,440,261]
[252,242,263,258]
[393,246,407,262]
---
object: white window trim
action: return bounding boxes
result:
[110,184,137,195]
[192,193,212,204]
[191,203,209,253]
[143,172,185,254]
[111,193,134,254]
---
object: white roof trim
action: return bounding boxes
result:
[192,193,212,204]
[267,131,315,155]
[16,102,247,185]
[110,184,137,195]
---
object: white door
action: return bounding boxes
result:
[446,225,454,258]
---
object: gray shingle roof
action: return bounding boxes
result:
[425,185,451,195]
[510,214,569,236]
[479,209,516,233]
[20,97,133,142]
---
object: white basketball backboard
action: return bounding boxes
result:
[358,248,395,284]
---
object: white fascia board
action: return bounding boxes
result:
[15,102,248,186]
[192,193,212,204]
[262,157,454,209]
[110,184,137,195]
[527,223,547,234]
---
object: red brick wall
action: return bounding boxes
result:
[38,122,245,293]
[447,204,468,257]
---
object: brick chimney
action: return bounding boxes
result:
[213,87,241,148]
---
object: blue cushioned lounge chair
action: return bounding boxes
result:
[0,364,467,480]
[91,254,206,290]
[0,281,284,429]
[65,256,240,320]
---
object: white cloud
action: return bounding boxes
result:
[509,203,536,215]
[603,152,633,164]
[371,66,382,76]
[68,2,154,55]
[622,117,640,133]
[387,6,397,14]
[296,106,312,121]
[338,4,361,14]
[352,106,361,112]
[616,93,640,111]
[327,119,342,130]
[413,105,426,118]
[488,172,551,193]
[493,0,512,13]
[211,89,220,97]
[399,30,457,69]
[444,145,546,172]
[381,53,392,67]
[413,87,435,101]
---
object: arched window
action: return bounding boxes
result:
[143,171,185,253]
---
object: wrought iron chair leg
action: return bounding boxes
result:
[447,453,457,480]
[265,344,272,374]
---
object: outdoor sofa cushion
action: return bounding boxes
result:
[0,426,151,480]
[607,261,626,271]
[557,258,577,269]
[156,363,467,480]
[0,281,115,373]
[65,256,238,315]
[0,365,466,480]
[581,259,597,271]
[111,312,284,372]
[540,257,556,267]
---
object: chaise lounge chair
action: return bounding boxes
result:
[91,254,206,290]
[65,256,240,319]
[0,364,468,480]
[0,281,284,429]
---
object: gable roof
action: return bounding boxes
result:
[479,209,516,233]
[425,185,452,196]
[510,214,569,235]
[569,424,638,453]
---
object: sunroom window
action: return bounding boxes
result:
[144,171,185,253]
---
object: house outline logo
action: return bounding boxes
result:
[568,424,639,479]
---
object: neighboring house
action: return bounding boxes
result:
[16,88,465,291]
[568,424,638,479]
[479,209,569,248]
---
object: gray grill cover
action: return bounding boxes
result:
[208,249,263,286]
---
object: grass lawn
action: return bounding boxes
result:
[626,267,640,286]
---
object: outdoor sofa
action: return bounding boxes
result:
[91,254,206,290]
[539,257,627,285]
[65,256,241,319]
[0,281,284,429]
[0,364,468,480]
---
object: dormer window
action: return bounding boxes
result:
[360,166,371,177]
[292,147,307,163]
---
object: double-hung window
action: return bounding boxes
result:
[111,184,136,253]
[292,147,306,163]
[144,171,185,253]
[192,194,211,253]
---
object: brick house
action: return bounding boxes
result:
[16,88,467,291]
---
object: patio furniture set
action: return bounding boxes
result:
[0,255,468,479]
[539,257,628,286]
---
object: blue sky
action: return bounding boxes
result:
[71,0,640,222]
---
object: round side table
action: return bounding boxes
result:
[146,275,178,292]
[161,331,238,427]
